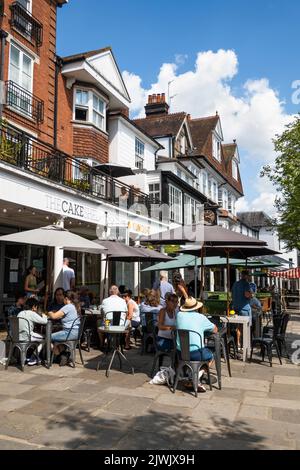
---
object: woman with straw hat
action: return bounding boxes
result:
[176,297,217,391]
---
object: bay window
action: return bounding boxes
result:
[74,88,106,131]
[135,138,145,169]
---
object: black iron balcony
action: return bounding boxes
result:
[6,80,44,124]
[10,2,43,47]
[0,123,161,220]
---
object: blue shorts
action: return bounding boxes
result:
[177,347,213,362]
[157,337,174,352]
[239,308,251,317]
[51,330,79,342]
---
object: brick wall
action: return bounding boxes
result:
[1,0,58,144]
[73,125,109,163]
[56,73,73,155]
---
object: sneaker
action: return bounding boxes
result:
[27,357,38,366]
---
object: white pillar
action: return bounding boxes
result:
[209,269,215,292]
[133,261,139,297]
[53,219,64,291]
[82,253,86,285]
[100,253,107,301]
[224,268,228,293]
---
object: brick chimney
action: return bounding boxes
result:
[145,93,169,117]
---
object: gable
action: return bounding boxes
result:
[214,118,223,141]
[88,50,130,101]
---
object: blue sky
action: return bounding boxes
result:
[57,0,300,212]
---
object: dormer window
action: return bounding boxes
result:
[213,136,221,162]
[232,159,238,180]
[180,135,186,155]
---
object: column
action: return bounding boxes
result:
[209,269,215,292]
[53,219,64,291]
[133,261,139,297]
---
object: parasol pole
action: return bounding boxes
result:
[200,246,205,300]
[226,249,230,316]
[194,256,198,299]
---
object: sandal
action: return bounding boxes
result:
[183,382,206,393]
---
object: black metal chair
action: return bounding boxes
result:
[250,314,282,367]
[50,315,86,368]
[141,312,157,355]
[274,313,290,359]
[151,330,176,378]
[5,317,42,372]
[173,329,212,398]
[207,316,237,380]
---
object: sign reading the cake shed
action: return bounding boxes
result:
[45,195,99,222]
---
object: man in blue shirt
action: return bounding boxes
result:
[158,271,175,307]
[232,270,252,350]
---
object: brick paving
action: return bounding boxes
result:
[0,312,299,450]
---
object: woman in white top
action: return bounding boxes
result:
[122,289,140,350]
[157,293,178,352]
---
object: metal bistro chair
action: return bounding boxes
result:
[151,330,176,378]
[263,312,291,360]
[173,329,213,398]
[141,312,157,355]
[5,317,43,372]
[50,315,86,368]
[250,313,282,367]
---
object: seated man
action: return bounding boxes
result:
[176,297,217,392]
[17,298,48,366]
[99,286,128,348]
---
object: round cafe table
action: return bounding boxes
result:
[96,326,135,378]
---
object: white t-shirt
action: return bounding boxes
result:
[101,295,128,325]
[128,299,140,322]
[63,265,75,291]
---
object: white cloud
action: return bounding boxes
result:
[122,49,294,214]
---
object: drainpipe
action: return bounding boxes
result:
[54,56,63,149]
[0,29,8,122]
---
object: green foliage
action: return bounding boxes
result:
[261,114,300,250]
[67,179,91,192]
[0,119,21,165]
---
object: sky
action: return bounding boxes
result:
[57,0,300,214]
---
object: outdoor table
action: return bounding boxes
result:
[96,326,135,378]
[206,314,251,362]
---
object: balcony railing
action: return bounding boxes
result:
[0,123,161,220]
[10,2,43,47]
[5,81,44,124]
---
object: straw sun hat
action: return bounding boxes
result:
[180,297,203,312]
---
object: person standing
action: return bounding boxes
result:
[24,266,40,298]
[158,271,175,307]
[63,258,75,292]
[232,270,252,350]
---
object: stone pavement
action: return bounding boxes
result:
[0,312,300,450]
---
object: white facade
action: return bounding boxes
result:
[259,227,298,268]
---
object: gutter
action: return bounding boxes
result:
[0,29,8,121]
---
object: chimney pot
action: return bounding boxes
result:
[161,93,165,103]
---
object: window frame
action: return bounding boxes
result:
[18,0,32,12]
[73,87,107,132]
[9,42,34,94]
[169,184,183,224]
[232,159,238,180]
[135,137,145,170]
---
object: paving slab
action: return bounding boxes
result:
[238,405,271,420]
[0,412,47,440]
[244,396,300,410]
[0,398,32,413]
[104,385,160,400]
[222,377,270,392]
[0,372,35,384]
[39,377,85,391]
[268,383,300,400]
[271,408,300,425]
[274,375,300,385]
[102,396,153,417]
[0,382,35,396]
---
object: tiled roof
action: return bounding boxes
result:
[133,113,187,138]
[62,47,112,64]
[190,116,243,196]
[189,115,219,155]
[237,212,273,229]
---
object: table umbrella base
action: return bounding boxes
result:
[96,347,135,378]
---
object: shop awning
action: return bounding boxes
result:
[268,268,300,279]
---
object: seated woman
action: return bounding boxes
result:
[122,289,140,350]
[17,298,48,366]
[24,265,40,298]
[176,297,217,392]
[48,287,65,313]
[156,293,178,352]
[140,290,163,327]
[47,291,81,366]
